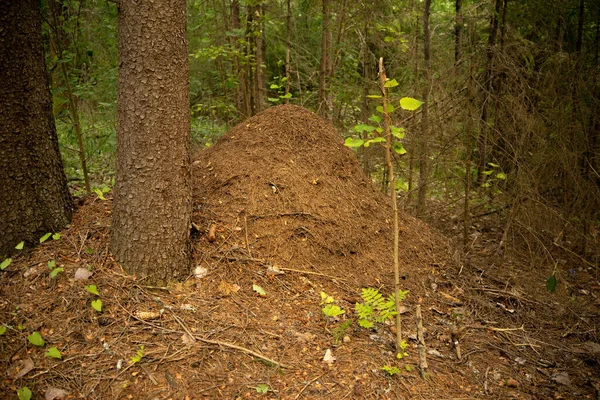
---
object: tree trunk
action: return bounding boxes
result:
[0,0,73,257]
[255,3,267,112]
[111,0,191,285]
[285,0,291,103]
[476,0,502,185]
[455,0,463,67]
[417,0,431,218]
[318,0,331,119]
[576,0,585,53]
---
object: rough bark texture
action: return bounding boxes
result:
[111,0,191,284]
[0,0,73,258]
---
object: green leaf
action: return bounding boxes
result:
[48,260,56,270]
[496,172,507,180]
[405,364,412,372]
[364,137,386,147]
[384,78,399,88]
[15,241,24,250]
[488,162,499,168]
[45,347,62,359]
[354,124,376,133]
[320,291,334,305]
[375,127,384,133]
[322,304,345,317]
[52,233,61,240]
[482,170,494,175]
[546,274,557,293]
[17,387,32,400]
[280,92,292,99]
[0,326,6,335]
[393,142,407,155]
[40,233,52,243]
[376,104,395,114]
[399,97,423,111]
[0,258,12,270]
[94,188,106,200]
[252,284,266,296]
[381,365,401,376]
[269,83,280,89]
[366,94,382,99]
[267,97,280,103]
[344,137,364,148]
[91,299,103,312]
[391,126,405,139]
[85,285,99,295]
[358,319,374,329]
[255,383,269,394]
[27,331,44,346]
[49,268,64,279]
[368,115,382,123]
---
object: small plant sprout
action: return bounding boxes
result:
[355,288,403,329]
[17,386,32,400]
[40,232,52,243]
[45,347,62,359]
[27,331,45,347]
[396,340,409,359]
[52,233,61,240]
[320,292,345,318]
[255,383,269,394]
[129,345,145,364]
[381,365,401,376]
[331,320,352,345]
[91,299,103,312]
[0,258,11,270]
[0,325,6,335]
[85,285,99,295]
[15,241,24,250]
[48,260,64,279]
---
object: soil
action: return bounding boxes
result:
[1,104,599,399]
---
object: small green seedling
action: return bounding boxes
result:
[52,233,61,240]
[331,320,352,344]
[546,273,557,293]
[320,292,345,317]
[396,340,408,359]
[381,365,401,376]
[15,241,24,250]
[129,345,145,364]
[48,260,64,279]
[355,288,405,329]
[91,299,103,312]
[45,347,62,359]
[40,233,52,243]
[85,285,99,295]
[27,331,45,347]
[255,383,269,394]
[17,386,32,400]
[0,326,6,335]
[0,258,11,270]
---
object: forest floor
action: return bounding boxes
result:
[1,105,599,399]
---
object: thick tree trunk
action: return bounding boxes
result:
[111,0,191,284]
[0,0,73,257]
[417,0,431,218]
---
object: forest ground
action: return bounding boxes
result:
[1,105,599,399]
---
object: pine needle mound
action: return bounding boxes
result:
[193,104,451,287]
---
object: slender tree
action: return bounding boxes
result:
[417,0,432,217]
[0,0,73,257]
[318,0,331,119]
[111,0,191,284]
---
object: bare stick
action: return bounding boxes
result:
[194,336,290,369]
[416,304,428,376]
[379,57,403,351]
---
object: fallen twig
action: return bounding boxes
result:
[294,372,328,400]
[194,336,290,369]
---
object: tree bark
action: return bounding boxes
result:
[417,0,431,218]
[0,0,73,257]
[455,0,463,67]
[576,0,585,53]
[285,0,291,103]
[111,0,191,284]
[318,0,331,119]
